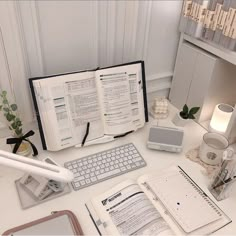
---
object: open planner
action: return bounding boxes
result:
[86,166,231,235]
[29,61,148,151]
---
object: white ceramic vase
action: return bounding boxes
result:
[11,140,32,157]
[16,141,32,156]
[172,113,190,127]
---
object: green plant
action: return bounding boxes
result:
[179,104,200,120]
[0,90,23,137]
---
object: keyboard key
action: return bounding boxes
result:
[64,143,146,191]
[97,169,121,180]
[74,173,80,178]
[74,176,84,182]
[91,177,97,182]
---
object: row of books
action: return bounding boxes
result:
[179,0,236,51]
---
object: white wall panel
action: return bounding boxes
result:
[35,1,98,75]
[145,1,182,76]
[0,0,182,130]
[0,1,33,126]
[18,0,182,77]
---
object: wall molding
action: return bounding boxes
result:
[0,28,14,95]
[92,1,99,68]
[16,0,153,70]
[0,1,34,123]
[147,81,172,93]
[0,26,13,130]
[16,1,45,77]
[141,1,153,61]
[147,72,173,81]
[97,1,152,66]
[122,1,139,62]
[146,72,173,95]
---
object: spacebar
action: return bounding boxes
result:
[97,169,121,180]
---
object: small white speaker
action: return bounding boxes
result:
[147,126,184,153]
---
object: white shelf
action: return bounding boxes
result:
[183,34,236,66]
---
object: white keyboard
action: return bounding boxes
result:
[64,143,146,191]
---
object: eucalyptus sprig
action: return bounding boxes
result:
[0,90,23,137]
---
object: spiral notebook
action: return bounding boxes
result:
[138,166,231,235]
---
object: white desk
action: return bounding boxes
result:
[0,105,236,235]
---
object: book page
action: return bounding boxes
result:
[90,180,174,235]
[96,63,145,135]
[33,72,104,150]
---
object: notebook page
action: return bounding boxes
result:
[146,167,222,233]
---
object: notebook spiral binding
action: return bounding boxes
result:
[178,170,222,217]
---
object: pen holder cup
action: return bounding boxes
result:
[209,177,233,201]
[208,160,236,201]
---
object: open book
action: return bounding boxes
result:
[86,166,231,235]
[29,61,148,151]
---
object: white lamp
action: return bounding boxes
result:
[209,103,234,134]
[0,150,74,182]
[0,150,74,208]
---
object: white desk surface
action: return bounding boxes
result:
[0,105,236,235]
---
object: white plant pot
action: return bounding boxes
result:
[11,141,32,157]
[172,113,190,127]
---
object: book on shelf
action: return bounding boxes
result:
[179,0,236,51]
[202,0,222,41]
[191,0,209,38]
[185,0,197,35]
[86,166,231,235]
[227,2,236,51]
[29,61,148,151]
[213,0,229,44]
[180,0,209,38]
[179,0,193,33]
[219,0,235,47]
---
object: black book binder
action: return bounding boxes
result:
[29,60,148,150]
